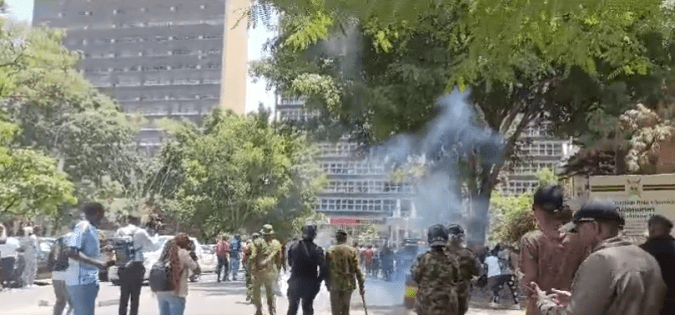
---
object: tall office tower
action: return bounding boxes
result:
[277,98,417,242]
[498,121,577,195]
[33,0,248,152]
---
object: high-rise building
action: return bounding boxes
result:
[277,98,418,244]
[498,121,577,195]
[32,0,248,151]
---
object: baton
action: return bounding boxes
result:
[360,291,368,315]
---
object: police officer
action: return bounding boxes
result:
[446,224,480,315]
[249,224,283,315]
[286,224,327,315]
[326,230,365,315]
[410,224,460,315]
[245,233,261,302]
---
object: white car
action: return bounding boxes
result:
[109,235,216,284]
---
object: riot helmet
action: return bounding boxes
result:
[427,224,449,247]
[302,224,318,241]
[447,224,465,244]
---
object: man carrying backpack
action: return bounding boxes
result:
[216,234,230,282]
[114,215,159,315]
[49,233,74,315]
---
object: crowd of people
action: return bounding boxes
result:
[7,183,675,315]
[0,224,40,289]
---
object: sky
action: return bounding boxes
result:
[5,0,276,114]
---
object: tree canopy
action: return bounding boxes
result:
[252,0,675,244]
[0,119,76,221]
[149,108,326,241]
[0,23,144,221]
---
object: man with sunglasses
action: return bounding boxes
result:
[532,201,666,315]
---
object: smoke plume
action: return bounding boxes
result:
[371,90,504,232]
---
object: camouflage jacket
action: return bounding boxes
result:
[326,243,364,292]
[410,249,460,315]
[248,238,282,276]
[446,246,480,283]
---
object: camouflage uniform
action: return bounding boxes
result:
[244,239,254,300]
[249,231,283,315]
[326,243,365,315]
[446,246,480,315]
[410,248,460,315]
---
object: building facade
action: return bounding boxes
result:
[277,98,418,244]
[33,0,248,151]
[498,121,577,195]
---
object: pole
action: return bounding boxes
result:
[360,291,369,315]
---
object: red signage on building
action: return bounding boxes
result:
[331,217,359,226]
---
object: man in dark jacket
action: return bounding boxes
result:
[641,215,675,315]
[286,224,327,315]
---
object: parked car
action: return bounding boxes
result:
[36,237,55,280]
[108,235,216,285]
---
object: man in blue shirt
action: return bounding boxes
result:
[230,234,242,281]
[65,203,115,315]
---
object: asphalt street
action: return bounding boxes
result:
[1,271,524,315]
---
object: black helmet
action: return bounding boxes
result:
[302,224,317,240]
[447,224,465,236]
[428,224,449,247]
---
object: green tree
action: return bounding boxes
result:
[0,24,144,226]
[251,0,675,244]
[150,108,325,241]
[0,119,76,221]
[490,168,560,243]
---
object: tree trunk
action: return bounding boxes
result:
[615,149,627,175]
[466,188,493,246]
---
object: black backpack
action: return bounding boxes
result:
[48,236,69,272]
[149,260,173,292]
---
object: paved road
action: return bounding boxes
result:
[1,271,524,315]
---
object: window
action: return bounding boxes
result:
[315,198,388,212]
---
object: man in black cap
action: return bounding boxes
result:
[286,224,327,315]
[519,185,588,315]
[533,201,666,315]
[641,215,675,315]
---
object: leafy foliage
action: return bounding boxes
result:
[490,168,559,243]
[0,119,76,220]
[620,104,675,173]
[252,0,675,244]
[149,108,325,241]
[0,24,143,224]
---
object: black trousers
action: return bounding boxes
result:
[118,262,145,315]
[216,256,229,281]
[287,278,320,315]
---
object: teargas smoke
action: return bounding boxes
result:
[371,90,504,233]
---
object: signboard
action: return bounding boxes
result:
[587,174,675,240]
[330,217,359,226]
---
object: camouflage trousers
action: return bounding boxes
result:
[246,266,253,299]
[252,272,278,315]
[457,281,471,315]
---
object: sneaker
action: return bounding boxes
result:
[489,302,499,308]
[511,303,521,310]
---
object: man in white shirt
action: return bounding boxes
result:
[114,215,159,315]
[485,248,502,308]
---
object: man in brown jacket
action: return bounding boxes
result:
[533,201,666,315]
[519,185,589,315]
